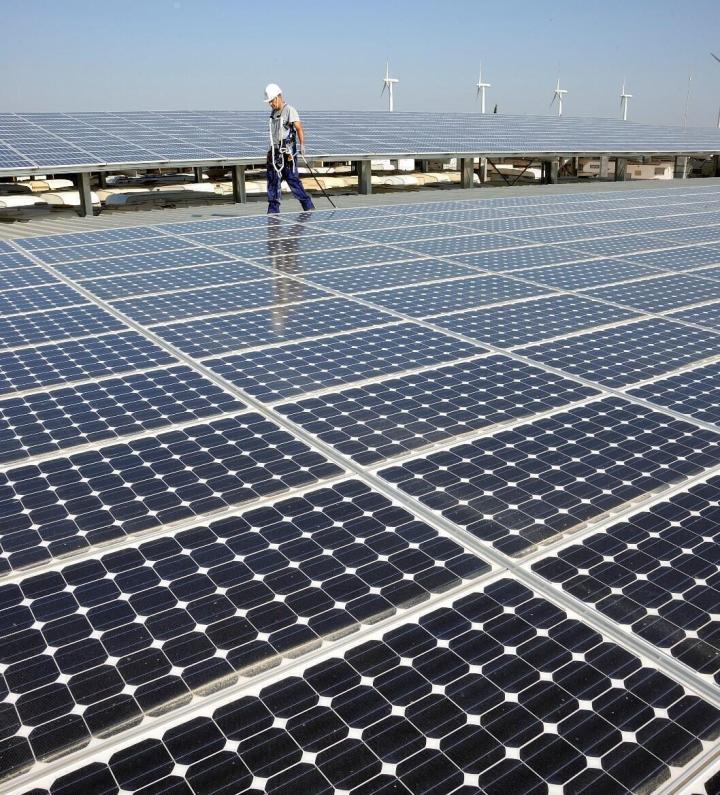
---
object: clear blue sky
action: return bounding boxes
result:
[3,0,720,127]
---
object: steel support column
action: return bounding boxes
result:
[193,167,203,183]
[76,172,93,217]
[459,157,474,188]
[231,165,246,203]
[614,157,627,181]
[714,155,720,177]
[357,160,372,194]
[599,156,609,179]
[674,156,689,179]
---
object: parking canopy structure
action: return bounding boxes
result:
[2,183,720,794]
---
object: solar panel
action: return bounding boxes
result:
[4,183,720,795]
[2,110,720,174]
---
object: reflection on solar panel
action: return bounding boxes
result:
[5,183,720,795]
[2,111,720,172]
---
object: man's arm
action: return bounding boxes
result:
[293,120,306,153]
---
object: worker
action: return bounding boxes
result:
[264,83,315,214]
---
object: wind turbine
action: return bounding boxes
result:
[381,62,399,112]
[620,80,632,121]
[475,65,491,113]
[550,78,568,116]
[712,53,720,127]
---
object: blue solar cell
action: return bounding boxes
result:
[363,275,553,317]
[379,397,720,556]
[0,413,341,574]
[0,267,59,291]
[0,252,38,269]
[519,318,720,387]
[619,245,720,271]
[0,332,177,396]
[581,275,720,313]
[79,260,269,299]
[628,361,720,427]
[430,294,638,347]
[206,323,486,402]
[57,247,235,280]
[154,298,395,358]
[513,259,662,290]
[112,280,331,325]
[0,365,245,464]
[278,355,599,465]
[670,300,720,330]
[0,305,126,351]
[302,259,478,292]
[0,284,87,317]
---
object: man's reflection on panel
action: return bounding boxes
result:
[266,212,312,337]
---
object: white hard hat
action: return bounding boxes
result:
[264,83,282,103]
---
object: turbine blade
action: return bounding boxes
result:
[712,52,720,64]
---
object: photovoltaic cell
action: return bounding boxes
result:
[0,284,86,317]
[111,280,331,325]
[0,305,126,351]
[0,479,488,770]
[79,260,270,300]
[24,578,720,795]
[430,294,638,348]
[0,413,341,575]
[513,259,662,290]
[670,300,720,330]
[580,275,720,313]
[363,275,553,317]
[154,298,395,358]
[205,324,486,402]
[0,332,177,397]
[379,397,720,557]
[520,319,720,387]
[627,361,720,426]
[0,365,245,464]
[277,355,599,465]
[533,477,720,682]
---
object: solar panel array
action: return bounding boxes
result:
[1,112,720,173]
[3,184,720,795]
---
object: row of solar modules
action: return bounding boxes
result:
[2,185,720,794]
[2,111,720,172]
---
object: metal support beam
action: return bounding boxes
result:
[231,164,246,203]
[674,155,689,179]
[541,159,559,184]
[97,172,107,189]
[599,156,609,179]
[76,172,93,217]
[478,157,487,184]
[416,159,430,173]
[357,160,372,195]
[193,167,203,183]
[459,157,474,188]
[714,155,720,177]
[614,157,627,181]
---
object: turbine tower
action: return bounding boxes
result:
[550,79,568,116]
[475,64,491,113]
[381,62,399,112]
[712,53,720,127]
[620,80,632,121]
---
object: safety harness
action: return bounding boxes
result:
[268,105,297,178]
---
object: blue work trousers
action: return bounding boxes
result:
[266,151,315,213]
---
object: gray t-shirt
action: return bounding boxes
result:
[269,104,300,148]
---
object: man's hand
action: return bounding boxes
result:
[299,144,306,158]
